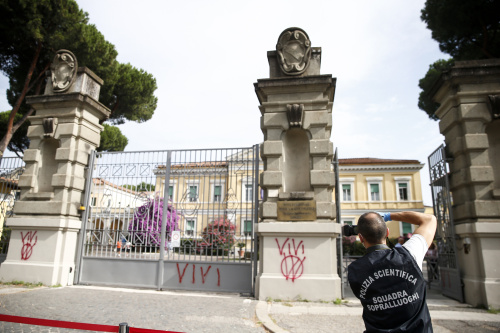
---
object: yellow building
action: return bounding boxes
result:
[338,158,425,238]
[86,155,426,248]
[153,157,258,250]
[151,157,425,240]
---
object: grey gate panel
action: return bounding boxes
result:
[0,157,25,264]
[76,147,259,294]
[428,144,464,302]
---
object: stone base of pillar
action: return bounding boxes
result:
[456,222,500,308]
[0,216,81,286]
[256,273,341,301]
[255,222,341,301]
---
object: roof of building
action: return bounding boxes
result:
[92,178,141,195]
[339,158,421,165]
[156,161,228,169]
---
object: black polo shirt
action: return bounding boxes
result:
[348,244,433,333]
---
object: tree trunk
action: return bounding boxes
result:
[0,42,42,158]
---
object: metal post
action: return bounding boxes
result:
[74,150,97,285]
[118,322,129,333]
[157,150,172,291]
[333,148,344,298]
[252,144,260,296]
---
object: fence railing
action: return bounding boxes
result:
[0,156,25,262]
[80,147,259,263]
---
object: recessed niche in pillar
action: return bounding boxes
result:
[37,138,60,193]
[282,128,312,192]
[486,120,500,193]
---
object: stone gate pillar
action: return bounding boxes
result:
[431,59,500,308]
[0,50,110,286]
[254,28,341,301]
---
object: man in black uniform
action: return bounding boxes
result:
[348,211,437,333]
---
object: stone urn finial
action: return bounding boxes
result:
[276,27,311,76]
[50,49,78,93]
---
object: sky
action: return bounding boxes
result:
[0,0,448,206]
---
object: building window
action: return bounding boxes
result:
[168,186,174,200]
[401,222,412,236]
[394,177,411,201]
[213,185,222,202]
[342,219,354,226]
[366,177,383,202]
[340,178,355,202]
[245,185,253,201]
[188,185,198,202]
[370,183,380,201]
[185,219,196,237]
[342,184,352,201]
[91,197,97,206]
[242,220,252,237]
[244,184,253,202]
[398,183,409,201]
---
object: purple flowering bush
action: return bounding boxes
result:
[128,197,179,249]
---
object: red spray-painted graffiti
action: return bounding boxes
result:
[176,263,221,286]
[276,238,306,282]
[21,231,38,260]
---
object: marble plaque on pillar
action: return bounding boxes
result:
[277,200,316,221]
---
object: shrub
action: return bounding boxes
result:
[197,216,235,255]
[128,197,179,249]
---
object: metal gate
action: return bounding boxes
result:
[75,146,260,294]
[428,144,464,302]
[0,157,25,264]
[332,148,344,298]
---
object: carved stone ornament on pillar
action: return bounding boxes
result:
[286,104,304,128]
[51,49,78,93]
[42,117,58,138]
[276,28,311,76]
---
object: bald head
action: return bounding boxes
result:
[357,212,388,244]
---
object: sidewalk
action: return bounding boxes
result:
[257,285,500,333]
[0,284,499,333]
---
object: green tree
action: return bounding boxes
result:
[418,0,500,119]
[0,0,157,157]
[417,59,454,120]
[98,124,128,152]
[0,110,30,158]
[123,182,155,192]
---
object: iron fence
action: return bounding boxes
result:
[428,144,464,302]
[79,147,259,263]
[0,157,25,262]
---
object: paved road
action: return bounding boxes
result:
[1,284,499,333]
[0,285,265,333]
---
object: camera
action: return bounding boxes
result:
[343,224,359,237]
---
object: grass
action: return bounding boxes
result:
[0,280,43,288]
[295,295,310,303]
[333,298,342,305]
[487,307,500,314]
